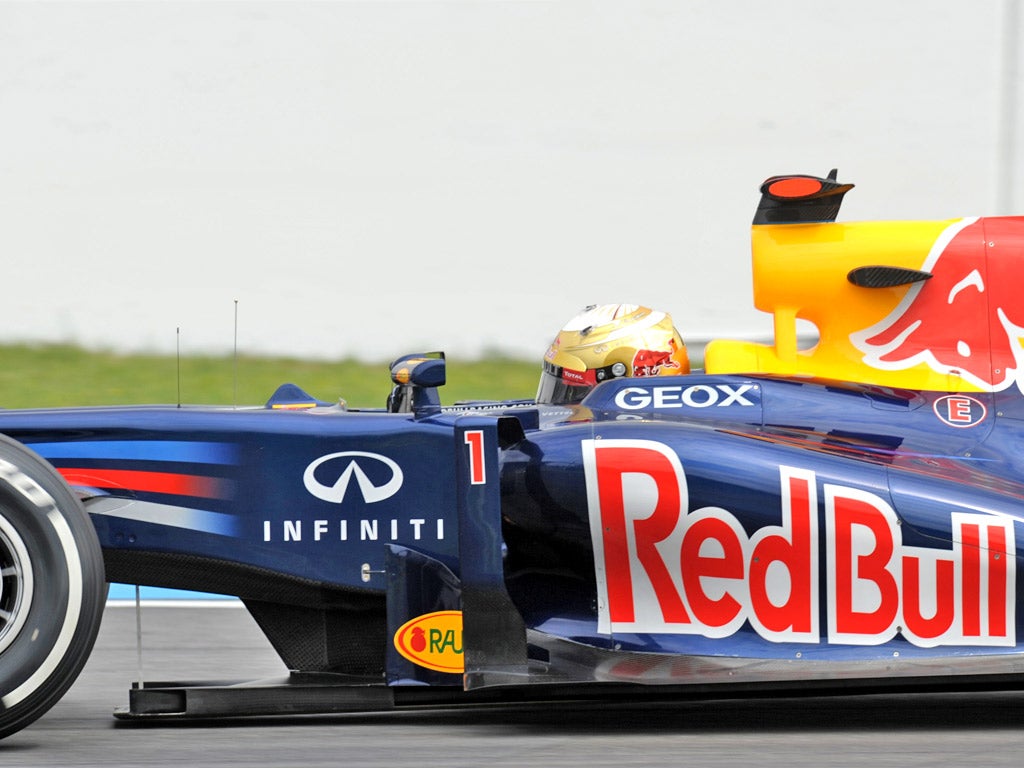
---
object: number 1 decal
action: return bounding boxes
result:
[464,430,486,485]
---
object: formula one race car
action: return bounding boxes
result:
[3,170,1024,739]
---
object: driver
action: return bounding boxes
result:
[536,303,690,405]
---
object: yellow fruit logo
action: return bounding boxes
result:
[393,610,464,674]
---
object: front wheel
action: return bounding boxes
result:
[0,435,106,740]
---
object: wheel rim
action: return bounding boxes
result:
[0,514,34,655]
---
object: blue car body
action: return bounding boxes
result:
[0,368,1021,692]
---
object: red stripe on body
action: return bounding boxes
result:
[57,468,227,499]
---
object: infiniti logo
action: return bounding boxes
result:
[303,452,404,504]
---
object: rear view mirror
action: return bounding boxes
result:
[387,352,445,413]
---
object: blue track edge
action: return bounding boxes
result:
[106,583,235,601]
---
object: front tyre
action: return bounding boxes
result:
[0,436,105,740]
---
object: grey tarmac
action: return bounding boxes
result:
[4,604,1024,767]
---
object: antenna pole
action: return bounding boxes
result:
[998,0,1020,214]
[233,300,239,408]
[135,584,144,689]
[176,327,181,409]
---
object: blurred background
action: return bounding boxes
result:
[2,0,1021,364]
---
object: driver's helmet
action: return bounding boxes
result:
[536,303,689,405]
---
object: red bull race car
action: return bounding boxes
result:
[3,170,1024,740]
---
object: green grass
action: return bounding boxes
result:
[0,344,539,409]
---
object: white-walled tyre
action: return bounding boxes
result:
[0,435,105,740]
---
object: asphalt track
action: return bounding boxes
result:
[5,604,1024,767]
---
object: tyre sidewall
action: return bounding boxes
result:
[0,436,105,739]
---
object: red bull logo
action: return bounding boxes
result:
[632,348,673,376]
[632,339,688,377]
[852,217,1024,392]
[583,439,1016,648]
[704,214,1024,393]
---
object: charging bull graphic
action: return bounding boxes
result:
[705,172,1024,393]
[852,216,1024,392]
[632,339,689,377]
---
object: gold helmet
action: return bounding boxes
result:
[536,303,690,405]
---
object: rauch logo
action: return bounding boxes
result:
[393,611,464,673]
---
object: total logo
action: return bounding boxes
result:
[614,383,756,411]
[303,451,403,504]
[583,439,1016,648]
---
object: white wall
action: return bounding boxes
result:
[2,1,1020,361]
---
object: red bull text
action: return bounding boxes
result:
[583,439,1016,648]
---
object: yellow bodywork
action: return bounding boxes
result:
[704,218,987,391]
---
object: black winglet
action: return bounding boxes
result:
[753,169,855,225]
[848,266,933,288]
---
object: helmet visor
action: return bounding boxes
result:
[536,363,593,405]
